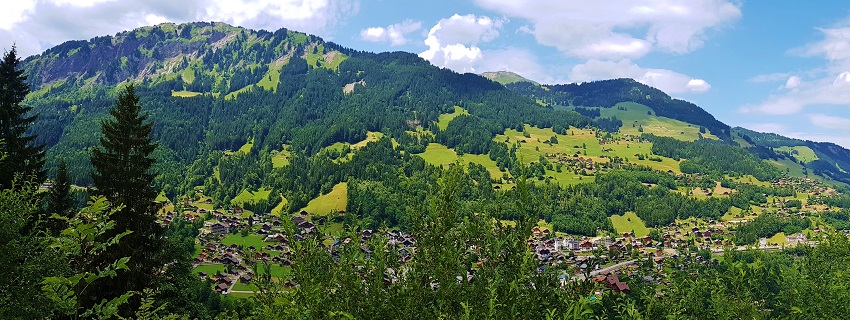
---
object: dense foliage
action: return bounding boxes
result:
[648,135,781,181]
[0,46,44,188]
[507,79,731,140]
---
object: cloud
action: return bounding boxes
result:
[360,19,421,46]
[2,0,359,57]
[569,59,711,94]
[743,122,787,134]
[419,14,504,72]
[748,72,794,83]
[792,26,850,66]
[743,17,850,115]
[472,0,740,60]
[808,113,850,130]
[784,76,802,90]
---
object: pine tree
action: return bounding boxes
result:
[90,83,162,304]
[0,46,44,188]
[45,159,73,235]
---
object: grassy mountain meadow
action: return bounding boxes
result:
[9,21,850,319]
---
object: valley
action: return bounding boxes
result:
[4,21,850,320]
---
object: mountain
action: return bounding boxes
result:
[21,22,590,199]
[20,21,850,197]
[733,127,850,185]
[480,71,537,86]
[504,79,731,141]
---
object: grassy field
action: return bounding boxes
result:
[351,131,385,149]
[270,195,289,215]
[155,191,169,203]
[418,123,689,186]
[320,132,398,164]
[304,45,348,70]
[237,138,254,154]
[300,182,347,216]
[181,67,195,84]
[417,143,503,179]
[221,234,268,249]
[768,159,809,178]
[256,264,291,279]
[766,232,787,246]
[610,212,650,237]
[599,102,719,141]
[271,148,291,168]
[257,63,283,91]
[436,106,469,131]
[231,187,272,207]
[774,146,818,163]
[171,90,202,98]
[481,71,538,86]
[193,264,227,276]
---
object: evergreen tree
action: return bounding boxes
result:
[45,159,73,235]
[0,46,44,188]
[90,84,162,306]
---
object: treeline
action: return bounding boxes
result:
[733,214,811,245]
[648,135,782,181]
[228,166,850,319]
[507,79,731,140]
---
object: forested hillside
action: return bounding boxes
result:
[6,21,850,319]
[22,22,593,197]
[506,79,731,140]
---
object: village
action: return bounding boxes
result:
[156,174,842,296]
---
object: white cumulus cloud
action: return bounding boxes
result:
[359,19,421,46]
[569,59,712,94]
[472,0,740,60]
[419,14,505,72]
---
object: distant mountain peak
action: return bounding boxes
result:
[480,71,538,86]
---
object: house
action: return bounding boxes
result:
[211,222,229,235]
[241,274,253,283]
[215,283,229,293]
[604,273,630,294]
[564,239,581,251]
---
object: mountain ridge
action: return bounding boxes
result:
[19,21,850,189]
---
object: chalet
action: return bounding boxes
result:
[215,283,229,293]
[297,221,315,230]
[241,274,253,283]
[604,273,630,294]
[234,206,243,214]
[211,222,229,235]
[204,198,213,204]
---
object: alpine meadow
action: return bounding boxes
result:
[4,14,850,320]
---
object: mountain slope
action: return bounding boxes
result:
[480,71,538,86]
[734,127,850,185]
[506,79,731,141]
[21,22,592,190]
[20,22,850,195]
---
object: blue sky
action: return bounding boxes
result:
[4,1,850,147]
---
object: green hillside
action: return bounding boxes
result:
[480,71,538,85]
